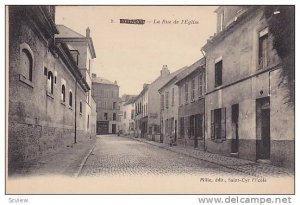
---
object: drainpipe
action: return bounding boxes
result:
[74,79,77,144]
[201,49,207,152]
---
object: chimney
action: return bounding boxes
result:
[114,80,118,85]
[86,27,90,38]
[92,73,97,78]
[160,65,170,77]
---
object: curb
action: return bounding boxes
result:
[74,144,96,178]
[126,136,256,177]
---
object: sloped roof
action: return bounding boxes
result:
[175,58,205,85]
[92,76,115,85]
[158,66,189,92]
[56,25,85,38]
[124,96,137,105]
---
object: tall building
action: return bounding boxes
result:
[91,74,120,134]
[202,6,294,168]
[8,6,97,174]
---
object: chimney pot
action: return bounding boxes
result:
[86,27,90,37]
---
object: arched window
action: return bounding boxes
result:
[47,71,54,94]
[21,49,33,81]
[69,91,73,107]
[61,84,66,102]
[80,101,82,113]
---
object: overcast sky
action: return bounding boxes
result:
[55,6,217,96]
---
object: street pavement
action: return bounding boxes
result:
[79,135,244,176]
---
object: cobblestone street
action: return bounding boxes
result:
[79,135,244,176]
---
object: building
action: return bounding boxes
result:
[91,74,120,135]
[158,66,188,145]
[8,6,96,174]
[175,59,206,149]
[134,84,149,138]
[202,6,294,168]
[119,95,136,135]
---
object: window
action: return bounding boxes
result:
[165,91,169,109]
[185,82,188,103]
[124,111,127,119]
[259,27,269,69]
[191,78,195,101]
[20,48,33,81]
[104,113,108,120]
[61,84,66,102]
[171,87,175,106]
[211,108,226,141]
[179,86,182,105]
[113,113,117,120]
[80,101,83,113]
[198,72,205,98]
[47,71,54,94]
[215,60,223,87]
[131,110,134,119]
[160,94,164,110]
[69,91,73,107]
[113,102,117,109]
[180,117,184,138]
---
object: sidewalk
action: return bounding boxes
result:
[126,136,294,177]
[10,138,96,177]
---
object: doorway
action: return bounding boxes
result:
[256,97,270,160]
[231,104,239,153]
[112,124,116,134]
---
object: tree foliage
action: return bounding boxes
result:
[263,6,295,106]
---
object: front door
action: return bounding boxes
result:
[231,104,239,153]
[256,97,270,160]
[112,124,116,134]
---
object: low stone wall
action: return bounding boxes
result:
[8,121,94,175]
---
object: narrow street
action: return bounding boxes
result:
[79,135,243,176]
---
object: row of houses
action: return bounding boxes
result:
[120,6,294,169]
[8,6,97,174]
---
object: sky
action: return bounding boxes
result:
[55,6,217,96]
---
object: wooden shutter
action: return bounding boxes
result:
[221,107,226,140]
[211,110,215,140]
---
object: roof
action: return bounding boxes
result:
[175,58,205,85]
[55,25,96,58]
[56,25,85,38]
[158,66,189,92]
[123,96,137,105]
[92,76,116,85]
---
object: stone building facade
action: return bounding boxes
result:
[91,74,120,134]
[119,95,136,135]
[158,66,187,145]
[202,6,294,168]
[175,59,206,149]
[8,6,97,174]
[134,84,149,138]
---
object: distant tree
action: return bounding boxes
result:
[263,6,295,106]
